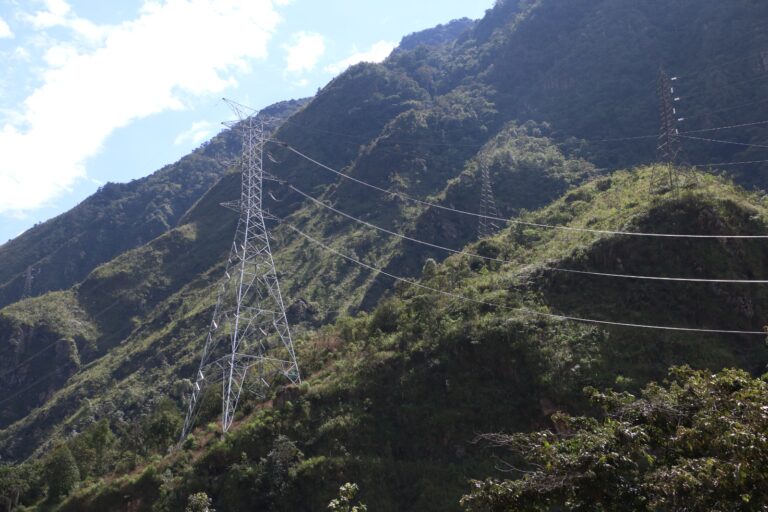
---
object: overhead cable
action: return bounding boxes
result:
[683,119,768,134]
[683,71,768,96]
[0,372,60,407]
[275,141,768,240]
[699,158,768,168]
[284,222,767,337]
[286,182,768,284]
[675,50,768,81]
[680,134,768,149]
[279,107,768,150]
[0,342,58,379]
[683,98,768,120]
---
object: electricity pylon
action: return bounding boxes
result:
[181,100,300,439]
[478,162,502,239]
[22,265,36,299]
[653,67,695,193]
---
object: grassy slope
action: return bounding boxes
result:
[56,168,768,512]
[4,1,768,506]
[0,122,591,461]
[0,61,434,456]
[5,0,768,460]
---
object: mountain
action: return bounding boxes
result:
[54,170,768,511]
[393,0,768,173]
[0,99,307,310]
[2,0,768,510]
[397,18,475,52]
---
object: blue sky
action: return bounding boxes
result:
[0,0,493,244]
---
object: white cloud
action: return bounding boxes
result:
[12,47,31,61]
[0,0,286,214]
[43,44,78,67]
[26,0,128,46]
[28,0,72,29]
[0,16,14,39]
[283,31,325,74]
[325,40,397,75]
[175,120,217,146]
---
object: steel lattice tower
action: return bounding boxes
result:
[181,100,300,439]
[478,162,501,239]
[653,67,695,193]
[22,265,36,299]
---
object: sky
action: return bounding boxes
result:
[0,0,493,244]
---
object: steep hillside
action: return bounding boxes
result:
[4,0,768,306]
[2,0,768,509]
[390,0,768,173]
[48,169,768,512]
[0,119,593,457]
[397,18,475,52]
[0,99,306,309]
[7,0,765,313]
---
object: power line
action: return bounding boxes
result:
[570,134,656,143]
[683,98,768,121]
[282,120,659,149]
[675,49,768,82]
[0,342,58,380]
[680,134,768,150]
[281,117,491,149]
[283,116,659,149]
[0,371,60,408]
[275,141,768,240]
[279,113,768,154]
[286,182,768,284]
[699,158,768,168]
[284,222,766,337]
[683,70,768,97]
[684,119,768,134]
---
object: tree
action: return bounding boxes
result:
[461,367,768,511]
[185,491,215,512]
[44,445,80,501]
[70,419,116,479]
[265,435,304,496]
[141,398,183,454]
[328,483,367,512]
[0,464,29,512]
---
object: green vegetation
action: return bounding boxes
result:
[328,483,368,512]
[2,1,768,510]
[0,462,40,511]
[44,445,80,502]
[462,367,768,511]
[185,492,215,512]
[11,169,763,511]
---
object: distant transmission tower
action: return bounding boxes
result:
[653,67,695,193]
[181,100,300,439]
[22,265,36,299]
[478,162,501,239]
